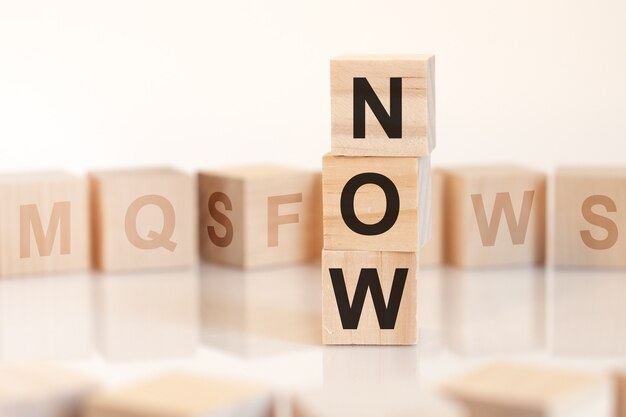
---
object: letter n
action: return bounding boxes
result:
[353,77,402,139]
[329,267,408,329]
[20,201,71,258]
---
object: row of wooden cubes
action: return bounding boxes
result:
[423,166,626,268]
[8,361,626,417]
[0,166,321,277]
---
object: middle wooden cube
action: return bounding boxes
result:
[322,154,418,252]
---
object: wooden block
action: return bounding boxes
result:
[90,168,196,272]
[616,371,626,417]
[85,373,273,417]
[322,250,417,345]
[554,167,626,267]
[0,172,89,276]
[443,166,546,267]
[441,362,613,417]
[551,269,626,356]
[95,269,198,361]
[0,364,98,417]
[331,54,435,157]
[0,274,92,361]
[421,168,444,266]
[322,155,419,252]
[443,268,545,355]
[293,384,463,417]
[198,165,322,269]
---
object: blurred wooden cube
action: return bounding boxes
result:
[616,371,626,417]
[331,54,435,157]
[441,362,613,417]
[90,168,196,272]
[554,167,626,267]
[0,172,89,277]
[322,250,417,345]
[0,364,97,417]
[293,384,462,417]
[198,165,321,269]
[323,155,421,252]
[85,373,273,417]
[420,168,444,266]
[443,166,546,267]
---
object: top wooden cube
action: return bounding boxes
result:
[331,54,435,157]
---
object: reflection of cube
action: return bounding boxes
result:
[0,274,92,360]
[443,166,546,267]
[95,269,198,361]
[331,55,435,157]
[0,364,97,416]
[616,372,626,417]
[442,362,613,417]
[443,268,544,355]
[90,168,196,272]
[0,172,89,277]
[554,167,626,267]
[551,270,626,356]
[198,165,322,269]
[293,384,461,417]
[323,155,421,252]
[200,264,321,357]
[420,169,444,266]
[85,373,273,417]
[322,250,417,345]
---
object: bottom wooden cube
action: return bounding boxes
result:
[293,384,463,417]
[85,373,273,417]
[0,364,97,417]
[616,371,626,417]
[322,250,417,345]
[441,362,613,417]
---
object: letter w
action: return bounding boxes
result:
[329,267,408,329]
[20,201,71,258]
[471,191,535,246]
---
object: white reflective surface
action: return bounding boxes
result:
[0,264,624,390]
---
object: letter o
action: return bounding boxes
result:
[340,172,400,236]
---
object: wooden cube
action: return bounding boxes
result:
[293,384,462,417]
[443,166,546,267]
[551,269,626,356]
[616,371,626,417]
[554,167,626,267]
[420,168,444,266]
[85,373,273,417]
[0,364,98,417]
[95,269,198,361]
[198,165,322,269]
[322,250,417,345]
[441,362,613,417]
[323,155,421,252]
[443,268,545,355]
[90,168,196,272]
[0,172,89,277]
[331,54,435,157]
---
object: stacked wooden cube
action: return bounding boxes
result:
[322,55,435,345]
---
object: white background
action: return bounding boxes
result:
[1,0,625,174]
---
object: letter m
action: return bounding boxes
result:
[329,267,408,329]
[20,201,71,258]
